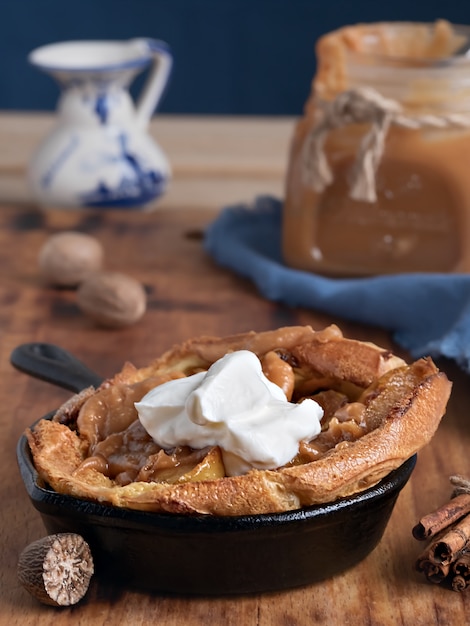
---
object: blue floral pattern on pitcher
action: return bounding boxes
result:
[80,133,168,208]
[80,172,166,208]
[27,38,172,210]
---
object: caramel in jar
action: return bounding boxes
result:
[283,20,470,276]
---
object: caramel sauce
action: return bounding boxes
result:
[73,345,382,485]
[289,151,462,275]
[283,20,470,276]
[260,350,295,400]
[136,446,224,483]
[77,373,179,450]
[90,420,161,482]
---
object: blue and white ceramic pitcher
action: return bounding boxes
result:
[28,38,172,210]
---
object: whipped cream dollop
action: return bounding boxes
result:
[135,350,323,476]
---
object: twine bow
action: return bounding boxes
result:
[303,86,470,203]
[451,475,470,498]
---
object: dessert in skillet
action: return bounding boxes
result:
[26,325,451,516]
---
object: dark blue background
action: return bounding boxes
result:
[1,1,469,115]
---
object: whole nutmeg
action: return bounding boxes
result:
[77,271,147,328]
[17,533,94,606]
[38,231,104,287]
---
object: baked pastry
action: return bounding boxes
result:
[26,324,451,516]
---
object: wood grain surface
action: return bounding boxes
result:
[1,204,469,626]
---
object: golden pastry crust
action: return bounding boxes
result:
[26,325,451,516]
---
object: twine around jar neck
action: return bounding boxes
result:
[302,86,470,203]
[451,475,470,497]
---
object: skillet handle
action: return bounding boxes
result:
[10,343,104,393]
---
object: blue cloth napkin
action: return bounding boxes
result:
[204,196,470,373]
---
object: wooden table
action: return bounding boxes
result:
[1,113,469,625]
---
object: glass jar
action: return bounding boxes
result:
[283,21,470,276]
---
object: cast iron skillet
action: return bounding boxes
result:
[12,343,416,595]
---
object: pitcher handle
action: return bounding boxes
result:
[134,38,173,129]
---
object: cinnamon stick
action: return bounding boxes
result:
[451,551,470,592]
[451,575,467,592]
[415,554,450,584]
[428,514,470,566]
[412,493,470,541]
